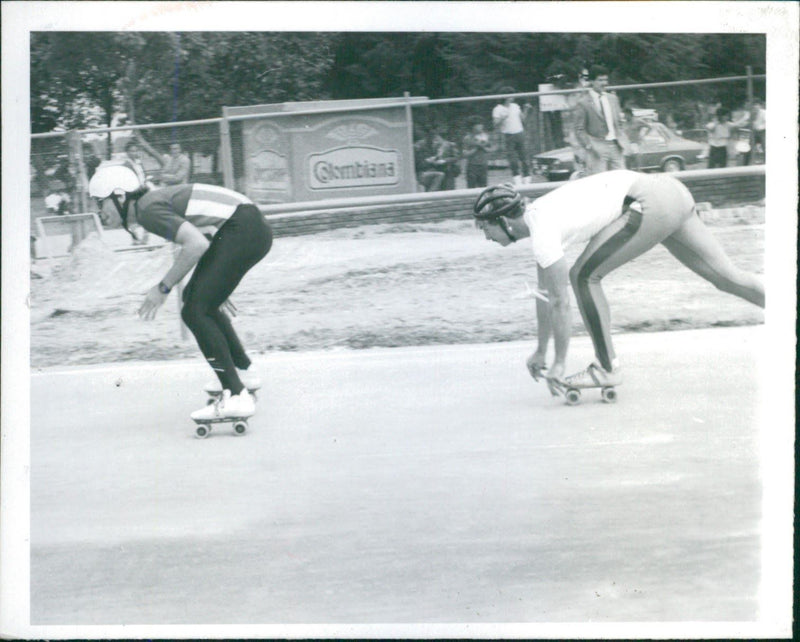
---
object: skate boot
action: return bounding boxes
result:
[550,362,621,405]
[192,389,255,420]
[191,389,255,439]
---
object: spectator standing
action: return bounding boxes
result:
[462,118,495,188]
[729,105,754,166]
[705,107,736,169]
[492,87,533,186]
[573,65,631,175]
[751,101,766,161]
[622,107,649,170]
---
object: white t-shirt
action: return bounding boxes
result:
[492,102,525,134]
[523,170,641,268]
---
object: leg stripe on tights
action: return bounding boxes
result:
[576,209,643,371]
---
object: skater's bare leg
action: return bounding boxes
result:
[661,214,765,307]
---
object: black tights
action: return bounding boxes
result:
[181,205,272,395]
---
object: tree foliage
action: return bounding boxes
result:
[31,31,765,134]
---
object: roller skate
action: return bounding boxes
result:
[191,388,255,439]
[547,362,621,406]
[204,369,262,403]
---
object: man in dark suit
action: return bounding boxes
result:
[573,65,631,175]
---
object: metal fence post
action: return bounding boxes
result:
[403,92,418,191]
[220,108,235,190]
[746,66,754,106]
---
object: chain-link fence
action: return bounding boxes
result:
[31,70,765,221]
[31,119,225,217]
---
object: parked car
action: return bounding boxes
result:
[531,122,707,182]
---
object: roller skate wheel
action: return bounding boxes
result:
[195,424,211,439]
[206,397,216,406]
[233,420,248,436]
[565,388,581,405]
[601,387,617,403]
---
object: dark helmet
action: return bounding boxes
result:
[473,184,524,221]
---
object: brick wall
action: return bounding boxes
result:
[264,168,765,238]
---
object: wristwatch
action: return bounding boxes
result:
[158,281,171,295]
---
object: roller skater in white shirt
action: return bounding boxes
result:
[472,170,764,404]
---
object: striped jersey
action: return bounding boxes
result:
[134,184,254,242]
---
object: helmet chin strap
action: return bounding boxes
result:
[497,216,517,242]
[110,192,137,240]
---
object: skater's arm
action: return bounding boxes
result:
[162,221,210,287]
[538,257,571,380]
[526,293,551,381]
[138,222,209,320]
[533,265,552,358]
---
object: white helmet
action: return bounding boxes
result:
[88,162,142,199]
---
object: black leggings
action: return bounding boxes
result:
[181,204,272,394]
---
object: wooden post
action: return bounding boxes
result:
[66,131,89,214]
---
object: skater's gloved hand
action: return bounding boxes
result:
[138,285,168,321]
[526,352,548,381]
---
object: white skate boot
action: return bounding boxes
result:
[192,389,255,421]
[191,389,255,439]
[549,362,621,405]
[563,362,622,388]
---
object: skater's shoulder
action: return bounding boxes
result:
[138,183,190,207]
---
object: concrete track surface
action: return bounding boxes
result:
[24,326,784,636]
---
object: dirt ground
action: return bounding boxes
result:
[30,210,764,368]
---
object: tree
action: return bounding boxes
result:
[31,31,766,136]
